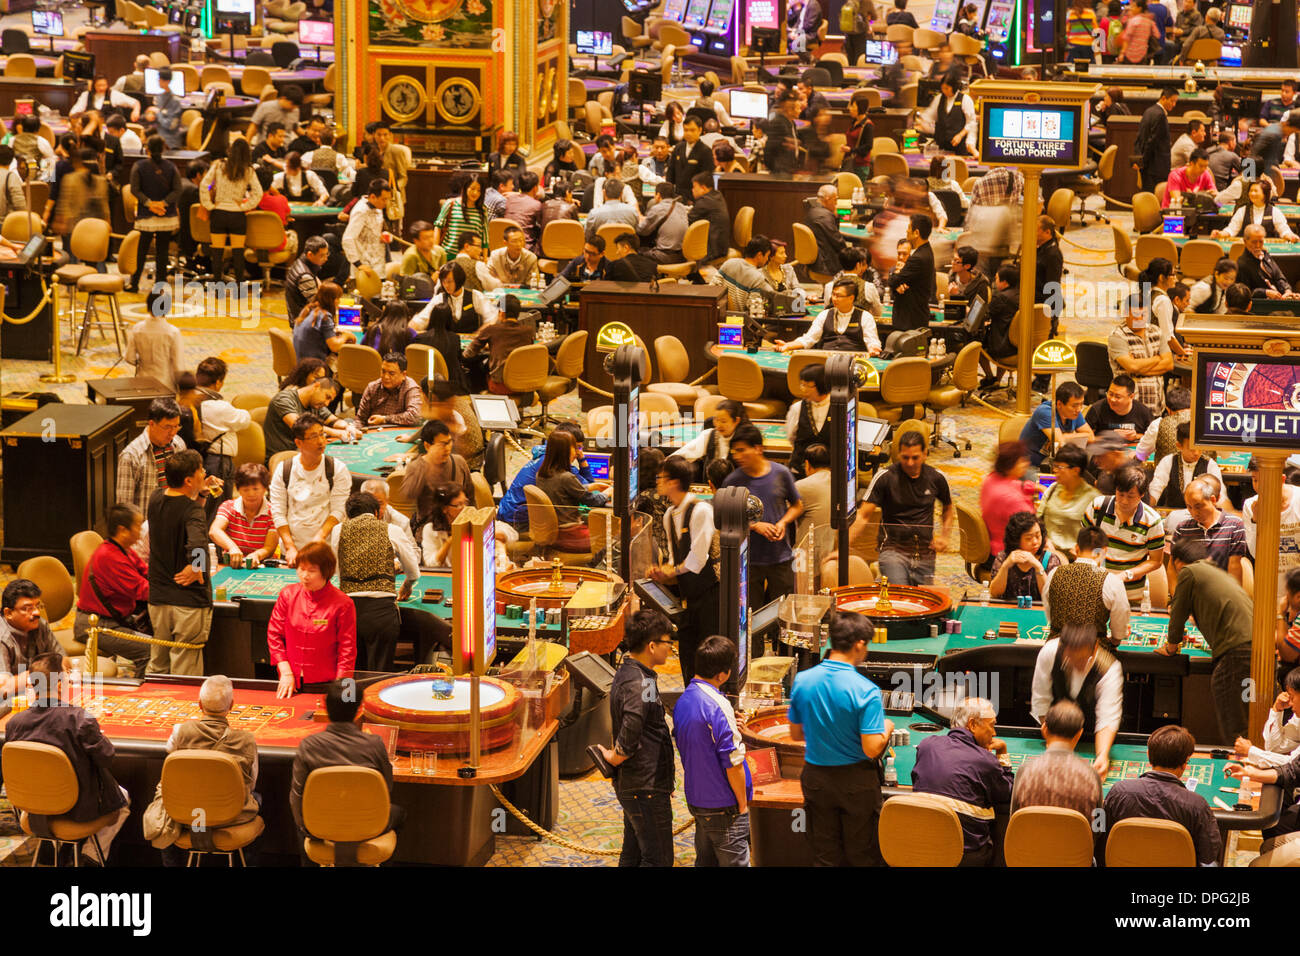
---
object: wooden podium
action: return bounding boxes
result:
[578,281,727,411]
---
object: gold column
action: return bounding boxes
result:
[1016,168,1040,415]
[1250,454,1285,741]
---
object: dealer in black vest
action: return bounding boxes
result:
[785,364,832,478]
[1030,622,1124,777]
[917,69,977,157]
[648,456,720,684]
[776,279,881,354]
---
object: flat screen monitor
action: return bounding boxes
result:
[185,9,202,28]
[745,0,778,45]
[683,0,711,30]
[930,0,959,32]
[662,0,689,20]
[627,70,662,102]
[704,0,735,32]
[167,4,184,24]
[1196,351,1300,450]
[215,0,254,12]
[61,50,94,81]
[470,394,520,431]
[1227,3,1252,29]
[1220,44,1243,66]
[728,88,768,120]
[717,323,744,347]
[983,0,1015,42]
[575,30,613,56]
[862,39,898,64]
[980,102,1082,168]
[857,416,891,450]
[1220,85,1261,122]
[13,99,34,117]
[1031,0,1055,48]
[31,9,62,36]
[298,19,333,45]
[584,452,612,480]
[216,13,251,34]
[961,295,987,335]
[144,67,185,96]
[1162,215,1185,236]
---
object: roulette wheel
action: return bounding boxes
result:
[495,563,626,655]
[739,706,807,778]
[362,674,522,753]
[831,581,953,640]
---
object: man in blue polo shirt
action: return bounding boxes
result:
[1019,381,1093,472]
[788,611,892,866]
[496,422,593,529]
[673,635,752,866]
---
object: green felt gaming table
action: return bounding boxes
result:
[1171,234,1300,256]
[287,203,344,221]
[839,224,964,243]
[646,418,791,452]
[325,427,417,482]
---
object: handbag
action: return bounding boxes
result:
[87,561,153,635]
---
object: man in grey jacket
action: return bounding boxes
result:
[637,182,690,263]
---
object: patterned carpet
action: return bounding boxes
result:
[0,185,1265,865]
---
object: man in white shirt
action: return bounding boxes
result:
[1148,421,1224,508]
[776,278,881,354]
[341,179,392,277]
[822,247,885,317]
[648,455,719,683]
[1030,623,1124,777]
[1234,668,1300,767]
[268,417,351,567]
[105,114,142,154]
[486,225,538,286]
[112,55,150,93]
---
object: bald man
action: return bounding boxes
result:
[805,183,850,277]
[359,478,418,554]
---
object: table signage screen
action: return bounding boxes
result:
[980,103,1082,167]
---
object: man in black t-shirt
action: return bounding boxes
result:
[252,123,288,172]
[147,450,217,676]
[1083,374,1155,442]
[856,431,954,585]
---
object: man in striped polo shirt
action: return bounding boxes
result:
[1083,464,1167,604]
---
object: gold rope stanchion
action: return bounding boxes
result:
[84,614,207,674]
[488,783,693,857]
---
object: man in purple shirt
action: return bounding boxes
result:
[672,636,752,866]
[910,697,1014,866]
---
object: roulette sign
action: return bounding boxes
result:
[1197,352,1300,448]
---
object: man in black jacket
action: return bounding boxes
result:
[980,263,1020,387]
[596,609,676,867]
[1133,86,1178,193]
[762,90,801,176]
[887,213,936,331]
[605,232,659,282]
[1032,215,1065,389]
[805,183,850,277]
[1237,224,1300,298]
[666,114,715,202]
[687,172,731,265]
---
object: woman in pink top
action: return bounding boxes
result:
[979,440,1038,559]
[267,540,357,698]
[1119,0,1158,64]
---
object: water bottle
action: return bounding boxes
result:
[1238,773,1252,807]
[979,584,990,606]
[1140,583,1152,615]
[884,755,898,786]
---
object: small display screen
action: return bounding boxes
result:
[705,0,735,32]
[627,387,640,502]
[1197,352,1300,449]
[930,0,958,31]
[298,19,334,45]
[729,89,768,120]
[683,0,711,29]
[1227,3,1252,28]
[984,0,1015,41]
[1220,45,1243,66]
[471,395,517,430]
[13,99,33,116]
[337,303,361,328]
[981,103,1082,167]
[215,0,254,12]
[168,5,184,24]
[576,30,613,55]
[1162,215,1185,236]
[482,521,496,663]
[737,538,749,675]
[745,0,778,45]
[144,67,185,96]
[585,452,612,480]
[862,40,898,64]
[718,323,744,348]
[844,398,857,515]
[31,9,62,35]
[663,0,689,20]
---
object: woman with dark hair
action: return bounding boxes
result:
[712,140,743,173]
[634,447,670,556]
[488,130,526,173]
[434,174,487,255]
[292,281,353,363]
[283,357,329,389]
[411,302,469,392]
[364,300,414,357]
[267,540,356,698]
[979,440,1037,558]
[676,399,750,480]
[543,139,579,186]
[199,136,262,283]
[126,135,181,291]
[762,239,802,292]
[535,430,607,553]
[844,90,875,180]
[988,512,1060,600]
[1037,443,1098,557]
[351,143,387,199]
[420,482,469,566]
[1214,177,1300,241]
[273,150,329,204]
[659,101,685,145]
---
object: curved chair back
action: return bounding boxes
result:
[554,330,588,378]
[232,423,266,470]
[1004,807,1095,867]
[835,171,863,199]
[878,793,964,867]
[1183,37,1221,62]
[1047,188,1075,232]
[488,216,523,251]
[69,218,111,265]
[791,222,819,266]
[1177,238,1221,280]
[405,343,433,384]
[1135,234,1178,272]
[244,211,288,262]
[302,766,391,842]
[717,353,766,402]
[69,530,104,592]
[733,205,755,247]
[4,54,36,78]
[872,152,909,179]
[999,412,1030,446]
[502,343,551,393]
[1131,191,1163,234]
[785,350,828,397]
[268,327,297,383]
[541,219,585,261]
[680,218,711,263]
[884,23,915,45]
[2,211,41,242]
[523,485,560,547]
[889,418,931,460]
[471,472,494,508]
[2,741,78,815]
[483,433,508,492]
[596,222,635,250]
[586,405,615,441]
[653,335,691,383]
[200,65,231,88]
[879,357,932,406]
[955,501,991,576]
[15,555,75,622]
[161,750,247,828]
[335,344,383,394]
[949,339,982,392]
[872,136,899,155]
[1105,817,1197,867]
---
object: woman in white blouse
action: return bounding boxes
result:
[1212,178,1300,242]
[70,75,140,122]
[658,101,685,145]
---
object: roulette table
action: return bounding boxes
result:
[830,583,953,639]
[742,706,1281,866]
[362,674,523,753]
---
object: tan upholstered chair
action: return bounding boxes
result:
[302,767,396,866]
[76,230,135,356]
[3,742,123,865]
[404,344,434,384]
[657,219,710,279]
[200,65,232,88]
[784,350,829,398]
[1112,225,1140,281]
[53,218,109,341]
[239,66,272,98]
[647,335,715,410]
[1004,807,1095,867]
[231,392,271,411]
[232,423,266,470]
[717,352,786,419]
[875,357,932,423]
[488,216,523,252]
[269,327,297,384]
[1105,818,1197,867]
[537,331,587,426]
[925,339,982,453]
[1131,191,1163,234]
[539,219,585,276]
[878,793,965,867]
[243,211,294,285]
[1135,234,1179,272]
[956,501,992,584]
[728,205,755,257]
[2,211,41,242]
[335,344,383,398]
[162,750,264,866]
[502,344,551,427]
[523,485,595,564]
[68,530,103,592]
[1178,239,1223,281]
[792,222,835,284]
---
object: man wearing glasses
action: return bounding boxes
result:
[597,609,677,867]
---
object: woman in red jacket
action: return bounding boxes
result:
[268,540,357,698]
